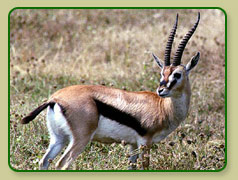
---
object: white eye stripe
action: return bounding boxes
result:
[167,82,171,88]
[168,74,174,81]
[168,71,182,81]
[160,74,165,81]
[160,70,165,82]
[161,69,164,77]
[171,69,183,78]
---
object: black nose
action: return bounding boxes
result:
[157,88,163,94]
[158,89,163,94]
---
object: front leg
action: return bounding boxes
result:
[139,145,151,170]
[128,144,139,170]
[137,137,152,170]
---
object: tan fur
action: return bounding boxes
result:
[49,85,182,132]
[30,80,191,170]
[22,66,193,170]
[22,14,200,169]
[163,66,176,83]
[57,86,184,128]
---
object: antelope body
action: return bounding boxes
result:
[21,13,201,170]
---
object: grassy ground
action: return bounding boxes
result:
[9,9,226,170]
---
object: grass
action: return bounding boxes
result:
[9,9,226,171]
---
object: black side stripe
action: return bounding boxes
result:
[94,99,147,136]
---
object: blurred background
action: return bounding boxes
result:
[9,9,225,170]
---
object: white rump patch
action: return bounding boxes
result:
[47,103,73,140]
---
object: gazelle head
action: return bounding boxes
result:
[152,13,200,98]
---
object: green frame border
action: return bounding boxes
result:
[8,7,227,172]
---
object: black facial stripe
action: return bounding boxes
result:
[160,80,167,86]
[94,99,147,136]
[168,79,177,90]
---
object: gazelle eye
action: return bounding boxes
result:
[174,73,181,79]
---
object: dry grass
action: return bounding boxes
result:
[9,9,225,171]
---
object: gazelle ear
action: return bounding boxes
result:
[152,53,163,69]
[186,52,200,74]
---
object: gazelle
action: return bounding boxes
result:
[21,13,200,170]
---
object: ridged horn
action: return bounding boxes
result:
[164,13,178,66]
[173,12,200,66]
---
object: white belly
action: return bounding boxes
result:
[92,115,140,145]
[92,116,179,146]
[152,125,178,143]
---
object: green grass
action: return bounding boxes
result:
[9,9,225,171]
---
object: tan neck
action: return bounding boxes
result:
[167,81,191,125]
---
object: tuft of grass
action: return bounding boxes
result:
[10,9,225,170]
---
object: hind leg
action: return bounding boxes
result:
[55,134,93,170]
[39,134,67,170]
[39,103,69,170]
[52,100,98,170]
[55,119,98,170]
